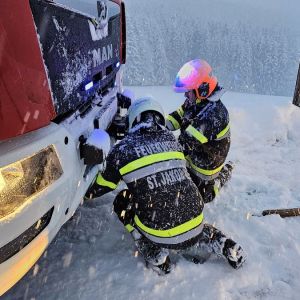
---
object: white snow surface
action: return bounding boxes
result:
[4,86,300,300]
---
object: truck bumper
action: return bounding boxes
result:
[0,91,118,296]
[0,229,50,296]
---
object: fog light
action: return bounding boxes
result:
[0,146,63,219]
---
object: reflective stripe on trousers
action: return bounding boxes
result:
[134,213,204,245]
[136,220,204,245]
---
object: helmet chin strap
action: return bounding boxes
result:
[194,89,206,101]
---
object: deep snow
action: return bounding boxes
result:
[4,86,300,300]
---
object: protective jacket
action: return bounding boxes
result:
[92,123,204,248]
[166,88,230,182]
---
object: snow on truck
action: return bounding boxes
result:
[0,0,129,295]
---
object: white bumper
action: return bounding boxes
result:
[0,91,118,296]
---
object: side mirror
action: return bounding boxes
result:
[293,63,300,107]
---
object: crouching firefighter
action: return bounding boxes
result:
[86,97,246,274]
[167,59,233,203]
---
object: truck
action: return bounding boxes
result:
[0,0,129,295]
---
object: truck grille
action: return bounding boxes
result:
[0,207,54,264]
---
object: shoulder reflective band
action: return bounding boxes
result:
[125,224,135,233]
[122,160,186,183]
[166,115,180,130]
[177,106,184,117]
[120,152,185,176]
[186,156,224,180]
[96,174,118,190]
[134,213,203,238]
[186,125,208,144]
[216,123,230,140]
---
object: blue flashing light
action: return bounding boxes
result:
[85,81,94,91]
[116,62,120,68]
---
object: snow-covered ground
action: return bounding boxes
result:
[4,86,300,300]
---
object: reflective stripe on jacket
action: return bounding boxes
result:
[167,97,231,181]
[95,124,204,247]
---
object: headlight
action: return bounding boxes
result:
[0,145,63,219]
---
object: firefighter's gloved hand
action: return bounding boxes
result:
[81,129,111,166]
[81,144,104,166]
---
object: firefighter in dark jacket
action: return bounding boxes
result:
[86,97,246,273]
[166,59,233,203]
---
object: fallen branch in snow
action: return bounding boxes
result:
[252,208,300,218]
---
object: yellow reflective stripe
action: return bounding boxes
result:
[186,125,208,144]
[120,152,185,175]
[216,123,230,139]
[96,174,118,190]
[134,213,204,238]
[166,115,180,130]
[177,107,184,117]
[186,156,224,176]
[213,185,220,196]
[125,224,135,233]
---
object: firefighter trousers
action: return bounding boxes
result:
[113,189,246,270]
[189,162,233,203]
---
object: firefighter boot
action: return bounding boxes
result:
[132,232,172,275]
[218,161,234,188]
[210,161,234,200]
[197,224,246,269]
[222,238,246,269]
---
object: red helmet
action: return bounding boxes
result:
[173,59,218,99]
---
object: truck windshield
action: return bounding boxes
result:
[54,0,120,19]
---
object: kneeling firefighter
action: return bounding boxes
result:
[86,97,246,273]
[166,59,233,203]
